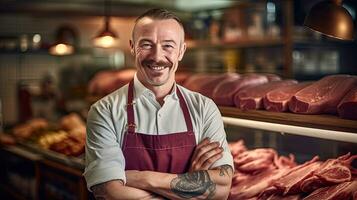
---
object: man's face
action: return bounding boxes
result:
[130,18,186,87]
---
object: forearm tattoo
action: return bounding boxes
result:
[92,183,107,200]
[170,170,216,199]
[218,164,233,177]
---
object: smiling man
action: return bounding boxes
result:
[84,8,234,200]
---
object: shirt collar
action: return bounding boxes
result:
[133,73,179,101]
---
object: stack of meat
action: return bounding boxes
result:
[228,140,357,200]
[183,73,357,120]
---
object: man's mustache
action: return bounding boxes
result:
[142,60,172,68]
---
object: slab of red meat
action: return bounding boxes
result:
[175,71,192,85]
[230,154,296,199]
[337,86,357,120]
[262,73,282,82]
[302,180,357,200]
[88,68,136,95]
[230,167,290,199]
[212,74,268,106]
[197,73,240,98]
[232,170,251,186]
[234,80,298,110]
[183,73,239,98]
[289,75,357,114]
[228,140,247,157]
[273,156,321,195]
[258,186,281,200]
[183,73,215,92]
[234,148,277,174]
[301,153,357,193]
[264,82,312,112]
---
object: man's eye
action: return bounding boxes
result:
[163,44,174,49]
[141,44,152,49]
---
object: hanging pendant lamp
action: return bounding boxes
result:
[93,0,118,48]
[49,25,77,56]
[304,0,354,40]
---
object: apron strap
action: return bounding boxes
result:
[126,80,136,134]
[176,87,194,134]
[126,79,194,134]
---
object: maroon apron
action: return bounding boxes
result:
[122,80,196,173]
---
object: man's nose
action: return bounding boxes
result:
[151,45,164,62]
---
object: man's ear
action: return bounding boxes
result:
[178,42,186,61]
[129,40,135,55]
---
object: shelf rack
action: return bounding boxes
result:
[219,107,357,143]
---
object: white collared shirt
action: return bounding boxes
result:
[84,74,234,190]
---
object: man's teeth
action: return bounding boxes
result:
[149,66,165,70]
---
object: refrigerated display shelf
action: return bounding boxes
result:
[219,107,357,143]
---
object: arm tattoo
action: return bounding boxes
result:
[170,170,216,199]
[217,164,233,177]
[92,183,107,200]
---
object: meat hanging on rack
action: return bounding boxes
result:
[227,140,357,200]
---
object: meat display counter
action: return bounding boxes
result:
[220,107,357,200]
[220,106,357,159]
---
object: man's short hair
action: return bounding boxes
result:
[132,8,184,40]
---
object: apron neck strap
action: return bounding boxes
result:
[126,79,194,134]
[127,80,136,134]
[176,86,194,133]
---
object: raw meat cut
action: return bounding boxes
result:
[337,86,357,120]
[262,73,281,82]
[302,180,357,200]
[197,73,240,98]
[183,74,216,93]
[228,140,247,157]
[175,71,192,85]
[88,68,136,95]
[230,167,290,199]
[234,148,277,173]
[230,154,296,199]
[300,153,357,193]
[273,156,321,195]
[212,74,268,106]
[289,75,357,114]
[264,82,312,112]
[234,80,298,110]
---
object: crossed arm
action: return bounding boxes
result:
[91,139,233,200]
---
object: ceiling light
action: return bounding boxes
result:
[49,25,77,56]
[304,0,355,40]
[93,0,118,48]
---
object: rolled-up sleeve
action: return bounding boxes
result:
[83,102,126,191]
[202,99,234,170]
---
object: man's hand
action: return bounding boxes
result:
[189,137,223,172]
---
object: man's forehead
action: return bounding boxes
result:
[133,17,184,41]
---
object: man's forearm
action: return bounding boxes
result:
[126,165,233,200]
[91,180,164,200]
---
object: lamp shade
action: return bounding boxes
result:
[49,25,77,56]
[304,0,354,40]
[93,24,118,48]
